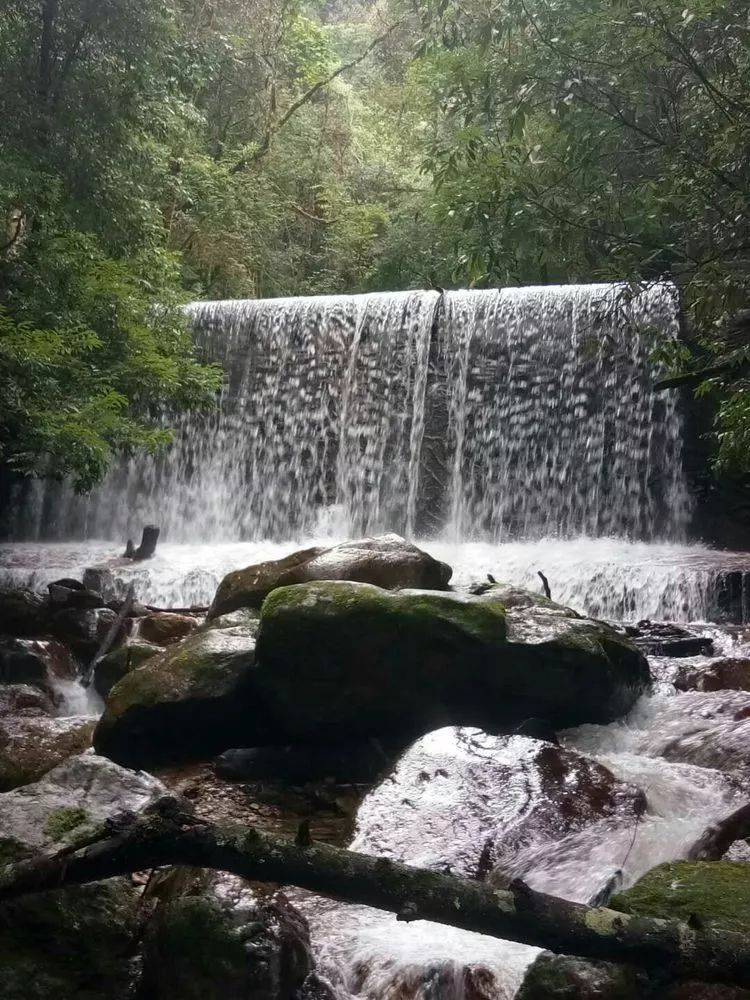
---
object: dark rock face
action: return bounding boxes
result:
[207,534,453,618]
[215,739,393,785]
[516,953,647,1000]
[0,589,49,636]
[0,683,55,717]
[138,886,312,1000]
[49,605,121,658]
[253,581,649,743]
[674,658,750,693]
[0,637,75,695]
[632,621,714,658]
[94,624,259,768]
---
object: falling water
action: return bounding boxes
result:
[4,282,688,545]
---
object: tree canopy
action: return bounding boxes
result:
[1,0,748,487]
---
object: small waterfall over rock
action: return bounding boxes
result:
[5,281,688,543]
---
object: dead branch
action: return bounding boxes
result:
[1,799,750,988]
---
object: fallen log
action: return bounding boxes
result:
[1,798,750,988]
[688,801,750,860]
[82,582,135,687]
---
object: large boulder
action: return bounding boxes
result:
[0,715,95,791]
[252,581,649,743]
[0,752,166,1000]
[94,624,260,767]
[0,589,50,636]
[207,535,452,618]
[0,637,76,701]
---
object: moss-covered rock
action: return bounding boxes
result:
[207,534,452,618]
[0,716,96,791]
[516,953,647,999]
[137,889,311,1000]
[94,624,259,767]
[94,640,162,699]
[0,753,167,1000]
[252,581,649,742]
[610,861,750,934]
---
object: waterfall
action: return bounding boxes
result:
[4,281,689,544]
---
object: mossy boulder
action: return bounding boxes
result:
[207,534,452,618]
[252,581,648,742]
[0,752,167,1000]
[610,861,750,934]
[138,889,311,1000]
[94,640,162,699]
[516,953,647,999]
[94,624,259,767]
[0,715,95,791]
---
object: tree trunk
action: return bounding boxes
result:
[2,799,750,988]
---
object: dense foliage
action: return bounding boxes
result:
[1,0,748,485]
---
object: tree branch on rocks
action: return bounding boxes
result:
[2,798,750,988]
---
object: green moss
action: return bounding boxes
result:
[610,861,750,934]
[44,807,89,842]
[104,625,254,717]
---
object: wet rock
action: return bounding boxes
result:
[0,715,96,790]
[474,584,580,617]
[49,605,122,658]
[0,683,56,717]
[207,534,452,619]
[297,972,339,1000]
[82,565,117,601]
[204,608,261,631]
[94,624,259,768]
[215,738,393,784]
[139,612,199,646]
[138,885,312,1000]
[632,621,713,658]
[0,752,167,1000]
[675,658,750,693]
[0,589,49,636]
[94,639,163,699]
[253,581,649,743]
[515,953,646,999]
[610,860,750,933]
[352,727,644,889]
[48,581,105,609]
[0,636,76,694]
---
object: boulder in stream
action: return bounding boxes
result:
[139,611,200,646]
[94,623,260,767]
[94,639,163,699]
[0,636,76,697]
[0,715,96,791]
[253,581,649,742]
[0,752,166,1000]
[675,657,750,693]
[207,534,452,618]
[516,953,647,1000]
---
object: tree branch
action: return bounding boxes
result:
[230,20,404,172]
[3,799,750,988]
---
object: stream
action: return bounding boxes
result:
[4,535,748,998]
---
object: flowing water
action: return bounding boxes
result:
[1,281,749,997]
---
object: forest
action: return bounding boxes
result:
[1,0,749,489]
